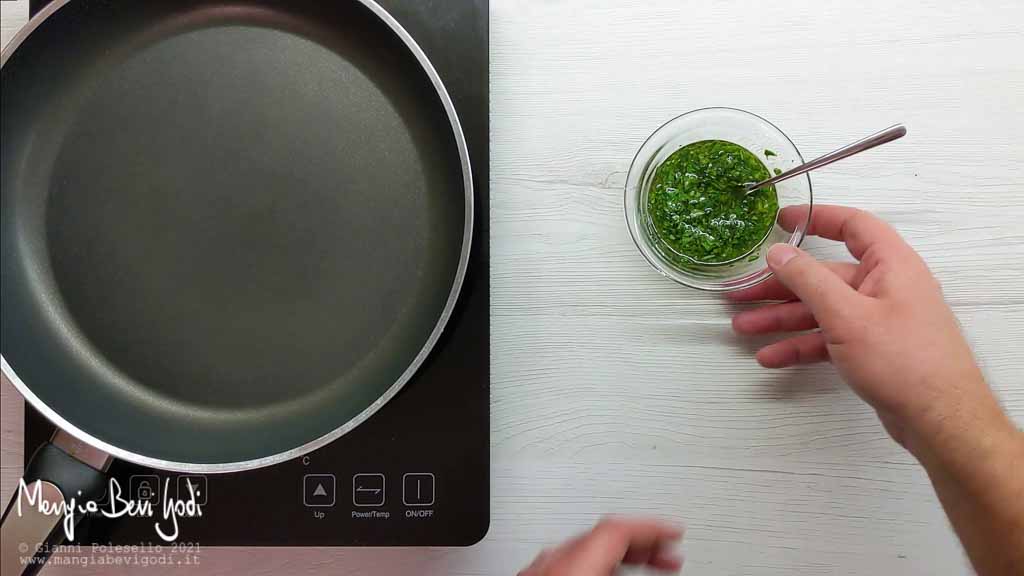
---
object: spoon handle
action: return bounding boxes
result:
[749,124,907,192]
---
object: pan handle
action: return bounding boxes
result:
[1,432,111,576]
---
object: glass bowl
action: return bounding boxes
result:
[625,107,812,292]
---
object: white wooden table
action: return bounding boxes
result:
[3,1,1023,574]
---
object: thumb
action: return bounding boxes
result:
[766,243,861,325]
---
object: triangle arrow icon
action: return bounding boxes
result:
[313,483,327,497]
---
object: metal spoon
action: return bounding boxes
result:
[743,124,907,195]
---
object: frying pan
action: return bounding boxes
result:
[0,0,472,571]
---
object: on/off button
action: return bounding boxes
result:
[402,473,434,506]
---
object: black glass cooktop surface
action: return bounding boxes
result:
[24,0,489,547]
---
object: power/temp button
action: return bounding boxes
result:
[402,473,434,507]
[353,473,386,507]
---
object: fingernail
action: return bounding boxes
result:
[730,313,751,334]
[767,243,798,268]
[650,551,685,572]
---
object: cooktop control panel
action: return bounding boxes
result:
[25,408,488,545]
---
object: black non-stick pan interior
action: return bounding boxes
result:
[1,0,468,466]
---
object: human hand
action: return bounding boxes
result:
[519,517,684,576]
[728,205,1007,452]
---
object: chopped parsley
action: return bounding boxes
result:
[646,140,779,264]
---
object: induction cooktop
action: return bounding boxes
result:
[23,0,489,547]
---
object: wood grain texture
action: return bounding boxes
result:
[3,0,1023,574]
[0,0,27,50]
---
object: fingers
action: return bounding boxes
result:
[779,204,909,260]
[625,547,684,571]
[647,550,685,571]
[765,244,863,328]
[727,261,858,302]
[755,332,829,368]
[621,541,683,570]
[571,517,684,574]
[732,301,817,334]
[520,518,684,576]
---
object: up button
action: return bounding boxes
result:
[303,474,336,507]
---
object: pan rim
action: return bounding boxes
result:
[1,0,475,473]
